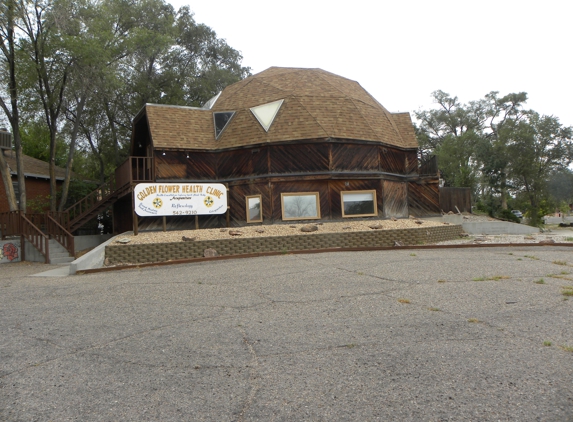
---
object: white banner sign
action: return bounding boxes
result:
[134,183,227,217]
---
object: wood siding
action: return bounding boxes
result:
[383,180,408,218]
[121,140,440,229]
[440,187,472,213]
[269,144,329,174]
[408,180,440,216]
[331,143,378,172]
[380,147,406,174]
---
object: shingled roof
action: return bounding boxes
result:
[141,67,418,150]
[3,151,67,180]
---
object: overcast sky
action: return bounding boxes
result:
[168,0,572,127]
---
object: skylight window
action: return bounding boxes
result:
[202,92,221,110]
[250,99,284,132]
[213,111,235,139]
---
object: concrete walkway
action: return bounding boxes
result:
[1,247,572,421]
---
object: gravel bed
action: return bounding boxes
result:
[119,218,446,245]
[113,212,573,246]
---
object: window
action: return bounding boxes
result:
[281,192,320,221]
[250,99,284,132]
[246,195,263,223]
[213,111,235,139]
[341,190,377,217]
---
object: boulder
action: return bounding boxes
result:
[300,224,318,232]
[203,248,219,257]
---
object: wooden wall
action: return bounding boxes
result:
[153,141,420,181]
[120,140,442,231]
[439,187,472,213]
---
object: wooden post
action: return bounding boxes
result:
[132,191,138,236]
[226,206,230,227]
[20,234,25,262]
[195,215,199,230]
[162,216,166,232]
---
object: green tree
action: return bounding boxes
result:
[0,0,26,211]
[415,90,487,193]
[508,113,573,224]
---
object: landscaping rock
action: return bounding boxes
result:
[539,239,555,244]
[369,224,384,230]
[116,238,131,244]
[228,230,242,236]
[182,236,196,241]
[300,224,318,232]
[203,248,219,257]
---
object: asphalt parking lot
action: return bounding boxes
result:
[1,246,573,421]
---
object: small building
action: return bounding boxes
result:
[0,129,65,213]
[118,67,440,231]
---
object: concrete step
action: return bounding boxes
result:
[50,256,74,264]
[50,252,71,259]
[48,239,74,264]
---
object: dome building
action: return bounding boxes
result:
[118,67,439,232]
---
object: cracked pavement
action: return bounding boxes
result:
[1,247,573,421]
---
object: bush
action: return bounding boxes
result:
[498,209,520,223]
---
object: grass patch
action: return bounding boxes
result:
[437,279,446,283]
[397,298,411,304]
[357,271,364,275]
[473,276,510,281]
[566,237,573,242]
[546,274,572,280]
[467,318,479,323]
[543,341,552,346]
[346,343,356,349]
[560,345,573,352]
[517,258,523,261]
[561,271,571,275]
[535,279,546,284]
[524,255,539,260]
[553,260,568,266]
[508,253,513,255]
[561,286,573,297]
[428,307,441,311]
[410,253,417,256]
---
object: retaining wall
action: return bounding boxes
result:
[105,225,464,265]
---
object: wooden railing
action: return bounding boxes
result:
[47,213,75,257]
[21,214,49,264]
[116,156,154,185]
[2,156,154,242]
[0,211,22,239]
[64,173,118,223]
[0,130,11,150]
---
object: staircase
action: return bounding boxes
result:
[65,156,153,233]
[48,238,75,265]
[1,156,154,264]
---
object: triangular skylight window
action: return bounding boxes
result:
[202,92,221,110]
[250,99,284,132]
[213,111,235,139]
